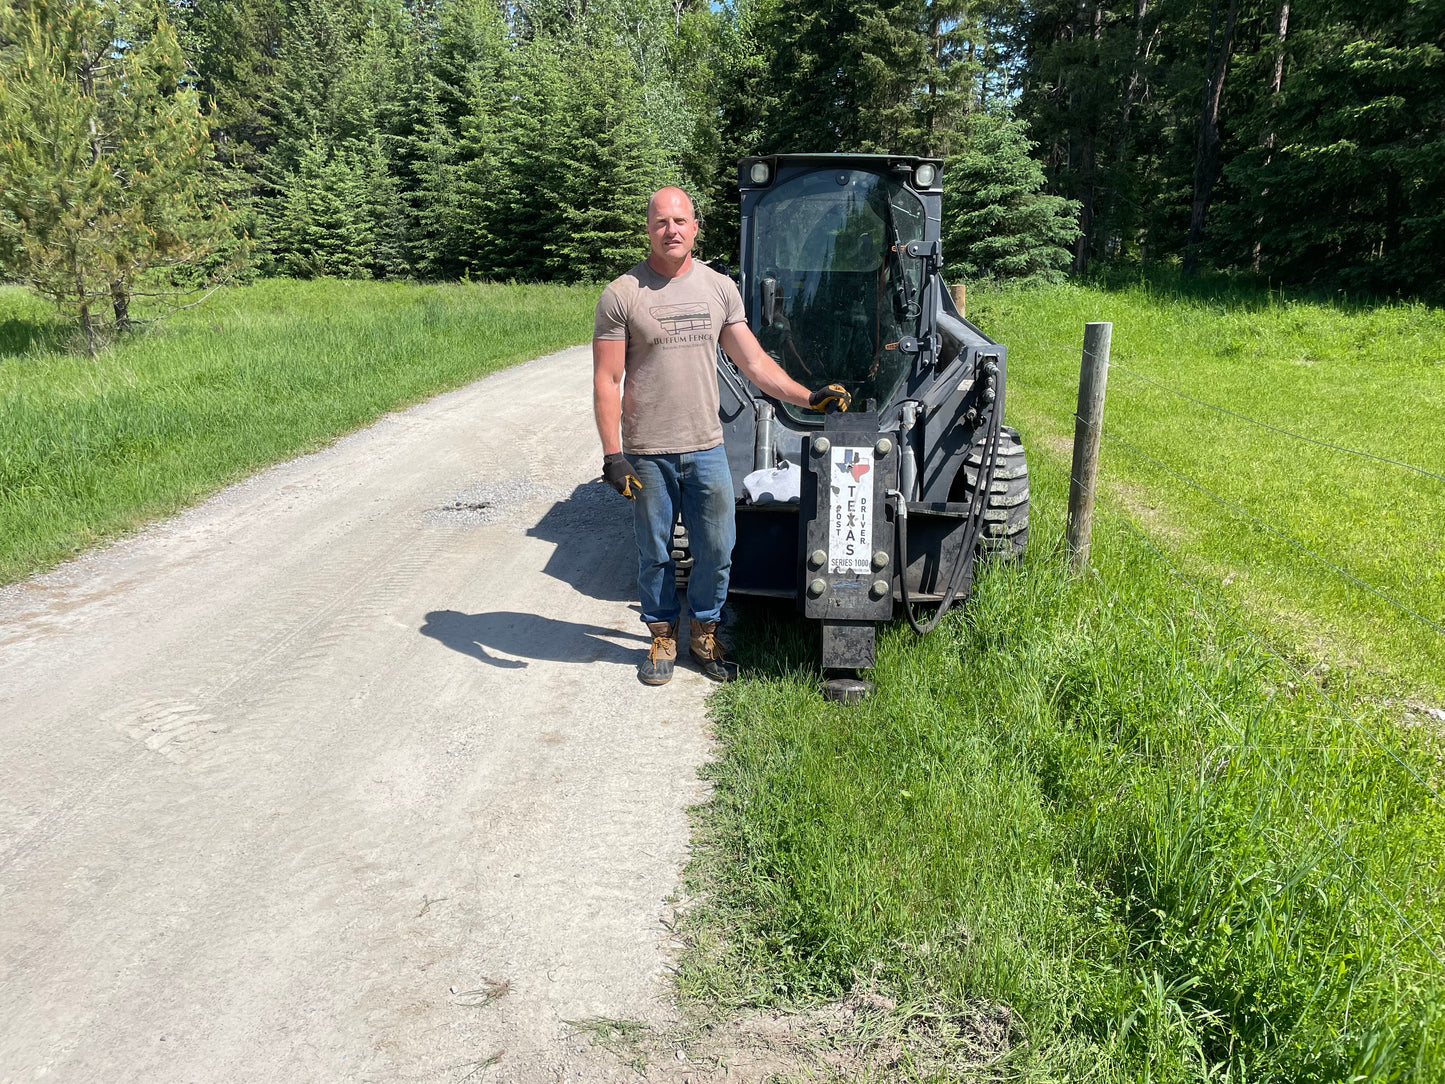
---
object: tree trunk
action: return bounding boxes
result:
[966,40,977,115]
[1184,0,1240,275]
[1384,171,1401,260]
[1071,1,1103,275]
[1252,0,1289,271]
[1115,0,1161,260]
[111,281,131,334]
[1073,129,1096,274]
[1116,0,1160,163]
[1268,0,1289,99]
[78,290,97,358]
[925,9,943,146]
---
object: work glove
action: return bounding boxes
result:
[808,384,851,414]
[602,452,643,499]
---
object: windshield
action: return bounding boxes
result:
[750,169,926,421]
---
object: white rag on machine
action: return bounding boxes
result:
[742,461,801,504]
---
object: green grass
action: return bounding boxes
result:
[0,278,596,583]
[678,282,1445,1079]
[683,456,1445,1080]
[967,279,1445,703]
[6,271,1441,1078]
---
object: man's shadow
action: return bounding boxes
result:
[526,482,637,603]
[420,609,647,668]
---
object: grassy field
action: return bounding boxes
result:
[0,278,596,583]
[683,457,1444,1081]
[674,281,1445,1081]
[967,279,1445,703]
[4,273,1440,1078]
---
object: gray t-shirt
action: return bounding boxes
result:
[594,259,746,456]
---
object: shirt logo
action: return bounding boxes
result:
[650,303,713,335]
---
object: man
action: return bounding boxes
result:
[593,186,849,685]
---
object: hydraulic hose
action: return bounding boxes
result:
[892,398,1001,636]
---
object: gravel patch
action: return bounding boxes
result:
[423,478,571,527]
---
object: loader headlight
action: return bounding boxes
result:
[749,161,771,185]
[913,163,937,188]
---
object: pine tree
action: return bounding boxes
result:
[272,140,374,277]
[545,40,667,281]
[361,135,411,278]
[378,12,434,273]
[481,39,567,280]
[0,0,244,353]
[398,0,512,278]
[449,74,509,277]
[267,0,357,176]
[259,0,420,276]
[171,0,285,174]
[919,0,992,156]
[748,0,932,153]
[1214,3,1445,298]
[430,0,508,132]
[942,113,1080,285]
[407,79,465,278]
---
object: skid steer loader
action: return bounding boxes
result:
[680,154,1028,701]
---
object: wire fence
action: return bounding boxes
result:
[1026,338,1445,484]
[1108,360,1445,484]
[1011,347,1444,815]
[1037,428,1444,800]
[1091,531,1445,970]
[1024,446,1445,971]
[1099,430,1445,639]
[971,328,1445,982]
[1014,346,1444,645]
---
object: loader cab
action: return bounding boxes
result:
[711,153,1025,700]
[738,155,944,423]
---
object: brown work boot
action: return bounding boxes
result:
[639,621,677,685]
[689,618,737,683]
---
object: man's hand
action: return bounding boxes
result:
[808,384,852,414]
[603,452,643,499]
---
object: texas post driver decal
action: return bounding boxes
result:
[828,447,873,574]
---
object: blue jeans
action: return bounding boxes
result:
[630,445,735,626]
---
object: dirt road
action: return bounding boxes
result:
[0,345,717,1083]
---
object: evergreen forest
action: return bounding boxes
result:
[1,0,1442,327]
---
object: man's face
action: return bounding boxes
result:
[648,193,698,262]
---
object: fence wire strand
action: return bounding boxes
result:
[1100,495,1444,806]
[1099,430,1445,639]
[1027,339,1444,482]
[1020,384,1445,652]
[1029,445,1444,807]
[1006,351,1444,962]
[1018,371,1443,798]
[1107,360,1445,484]
[1079,505,1445,969]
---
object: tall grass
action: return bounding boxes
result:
[968,279,1445,702]
[0,278,596,582]
[682,454,1445,1080]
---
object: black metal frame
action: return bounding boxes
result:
[716,154,1014,669]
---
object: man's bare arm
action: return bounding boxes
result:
[718,322,814,408]
[592,338,626,456]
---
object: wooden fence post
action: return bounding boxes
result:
[1067,322,1112,571]
[949,283,966,317]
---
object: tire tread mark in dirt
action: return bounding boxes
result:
[1,528,447,876]
[0,744,153,876]
[127,527,426,749]
[155,525,451,775]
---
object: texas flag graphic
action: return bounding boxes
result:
[837,449,871,482]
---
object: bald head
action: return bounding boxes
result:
[645,186,700,273]
[647,186,695,223]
